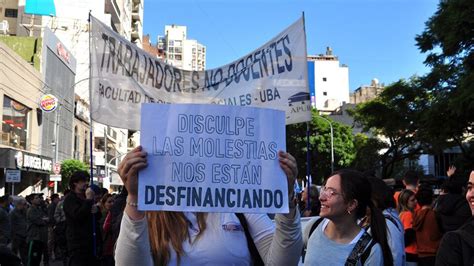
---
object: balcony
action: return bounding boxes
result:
[131,21,142,40]
[132,3,142,21]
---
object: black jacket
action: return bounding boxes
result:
[63,192,102,256]
[435,193,471,232]
[436,217,474,266]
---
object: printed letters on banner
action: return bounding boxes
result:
[138,104,288,213]
[90,15,311,130]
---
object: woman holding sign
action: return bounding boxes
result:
[115,146,303,265]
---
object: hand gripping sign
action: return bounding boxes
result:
[138,104,289,213]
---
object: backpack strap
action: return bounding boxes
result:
[345,231,373,266]
[360,240,377,265]
[235,213,264,266]
[308,217,325,239]
[384,213,402,232]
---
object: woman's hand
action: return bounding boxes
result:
[278,151,298,198]
[118,146,148,197]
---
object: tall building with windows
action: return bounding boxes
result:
[158,24,206,71]
[0,0,145,191]
[307,47,350,113]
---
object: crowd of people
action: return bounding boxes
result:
[0,146,473,265]
[0,171,126,266]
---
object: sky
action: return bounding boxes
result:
[143,0,440,91]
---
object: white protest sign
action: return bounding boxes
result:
[6,169,21,183]
[50,175,62,182]
[138,104,288,213]
[90,15,311,130]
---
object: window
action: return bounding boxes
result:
[323,92,327,96]
[323,77,327,82]
[5,9,18,18]
[2,96,30,149]
[84,131,89,162]
[74,126,79,159]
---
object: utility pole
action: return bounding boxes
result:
[52,105,61,193]
[317,116,334,173]
[104,125,108,184]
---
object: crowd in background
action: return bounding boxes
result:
[298,167,473,265]
[0,171,127,266]
[0,166,473,265]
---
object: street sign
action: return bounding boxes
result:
[50,175,62,182]
[6,169,21,183]
[53,163,61,175]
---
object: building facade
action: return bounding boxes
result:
[158,24,206,71]
[308,47,350,113]
[350,78,384,104]
[0,41,53,196]
[0,0,19,35]
[1,0,144,191]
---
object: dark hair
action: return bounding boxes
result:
[403,171,419,186]
[415,185,433,206]
[441,177,464,194]
[333,169,393,266]
[63,189,71,196]
[0,195,8,204]
[307,185,319,201]
[368,177,396,210]
[69,170,90,189]
[51,194,60,201]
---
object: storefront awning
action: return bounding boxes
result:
[0,148,52,174]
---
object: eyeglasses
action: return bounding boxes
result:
[320,186,342,199]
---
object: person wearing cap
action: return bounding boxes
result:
[26,193,49,266]
[9,197,28,265]
[63,170,102,266]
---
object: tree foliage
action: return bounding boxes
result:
[349,78,429,178]
[60,159,88,191]
[287,109,355,184]
[414,0,474,161]
[349,0,474,178]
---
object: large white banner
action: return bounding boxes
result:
[138,104,288,213]
[90,16,311,130]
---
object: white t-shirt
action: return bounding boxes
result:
[303,217,384,266]
[115,211,302,265]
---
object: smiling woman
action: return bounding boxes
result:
[302,169,393,266]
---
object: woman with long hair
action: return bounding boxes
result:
[397,189,418,265]
[115,146,303,265]
[368,177,406,266]
[303,169,393,265]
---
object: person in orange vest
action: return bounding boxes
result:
[394,171,420,211]
[398,189,418,265]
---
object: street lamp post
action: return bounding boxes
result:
[316,116,334,173]
[51,104,61,193]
